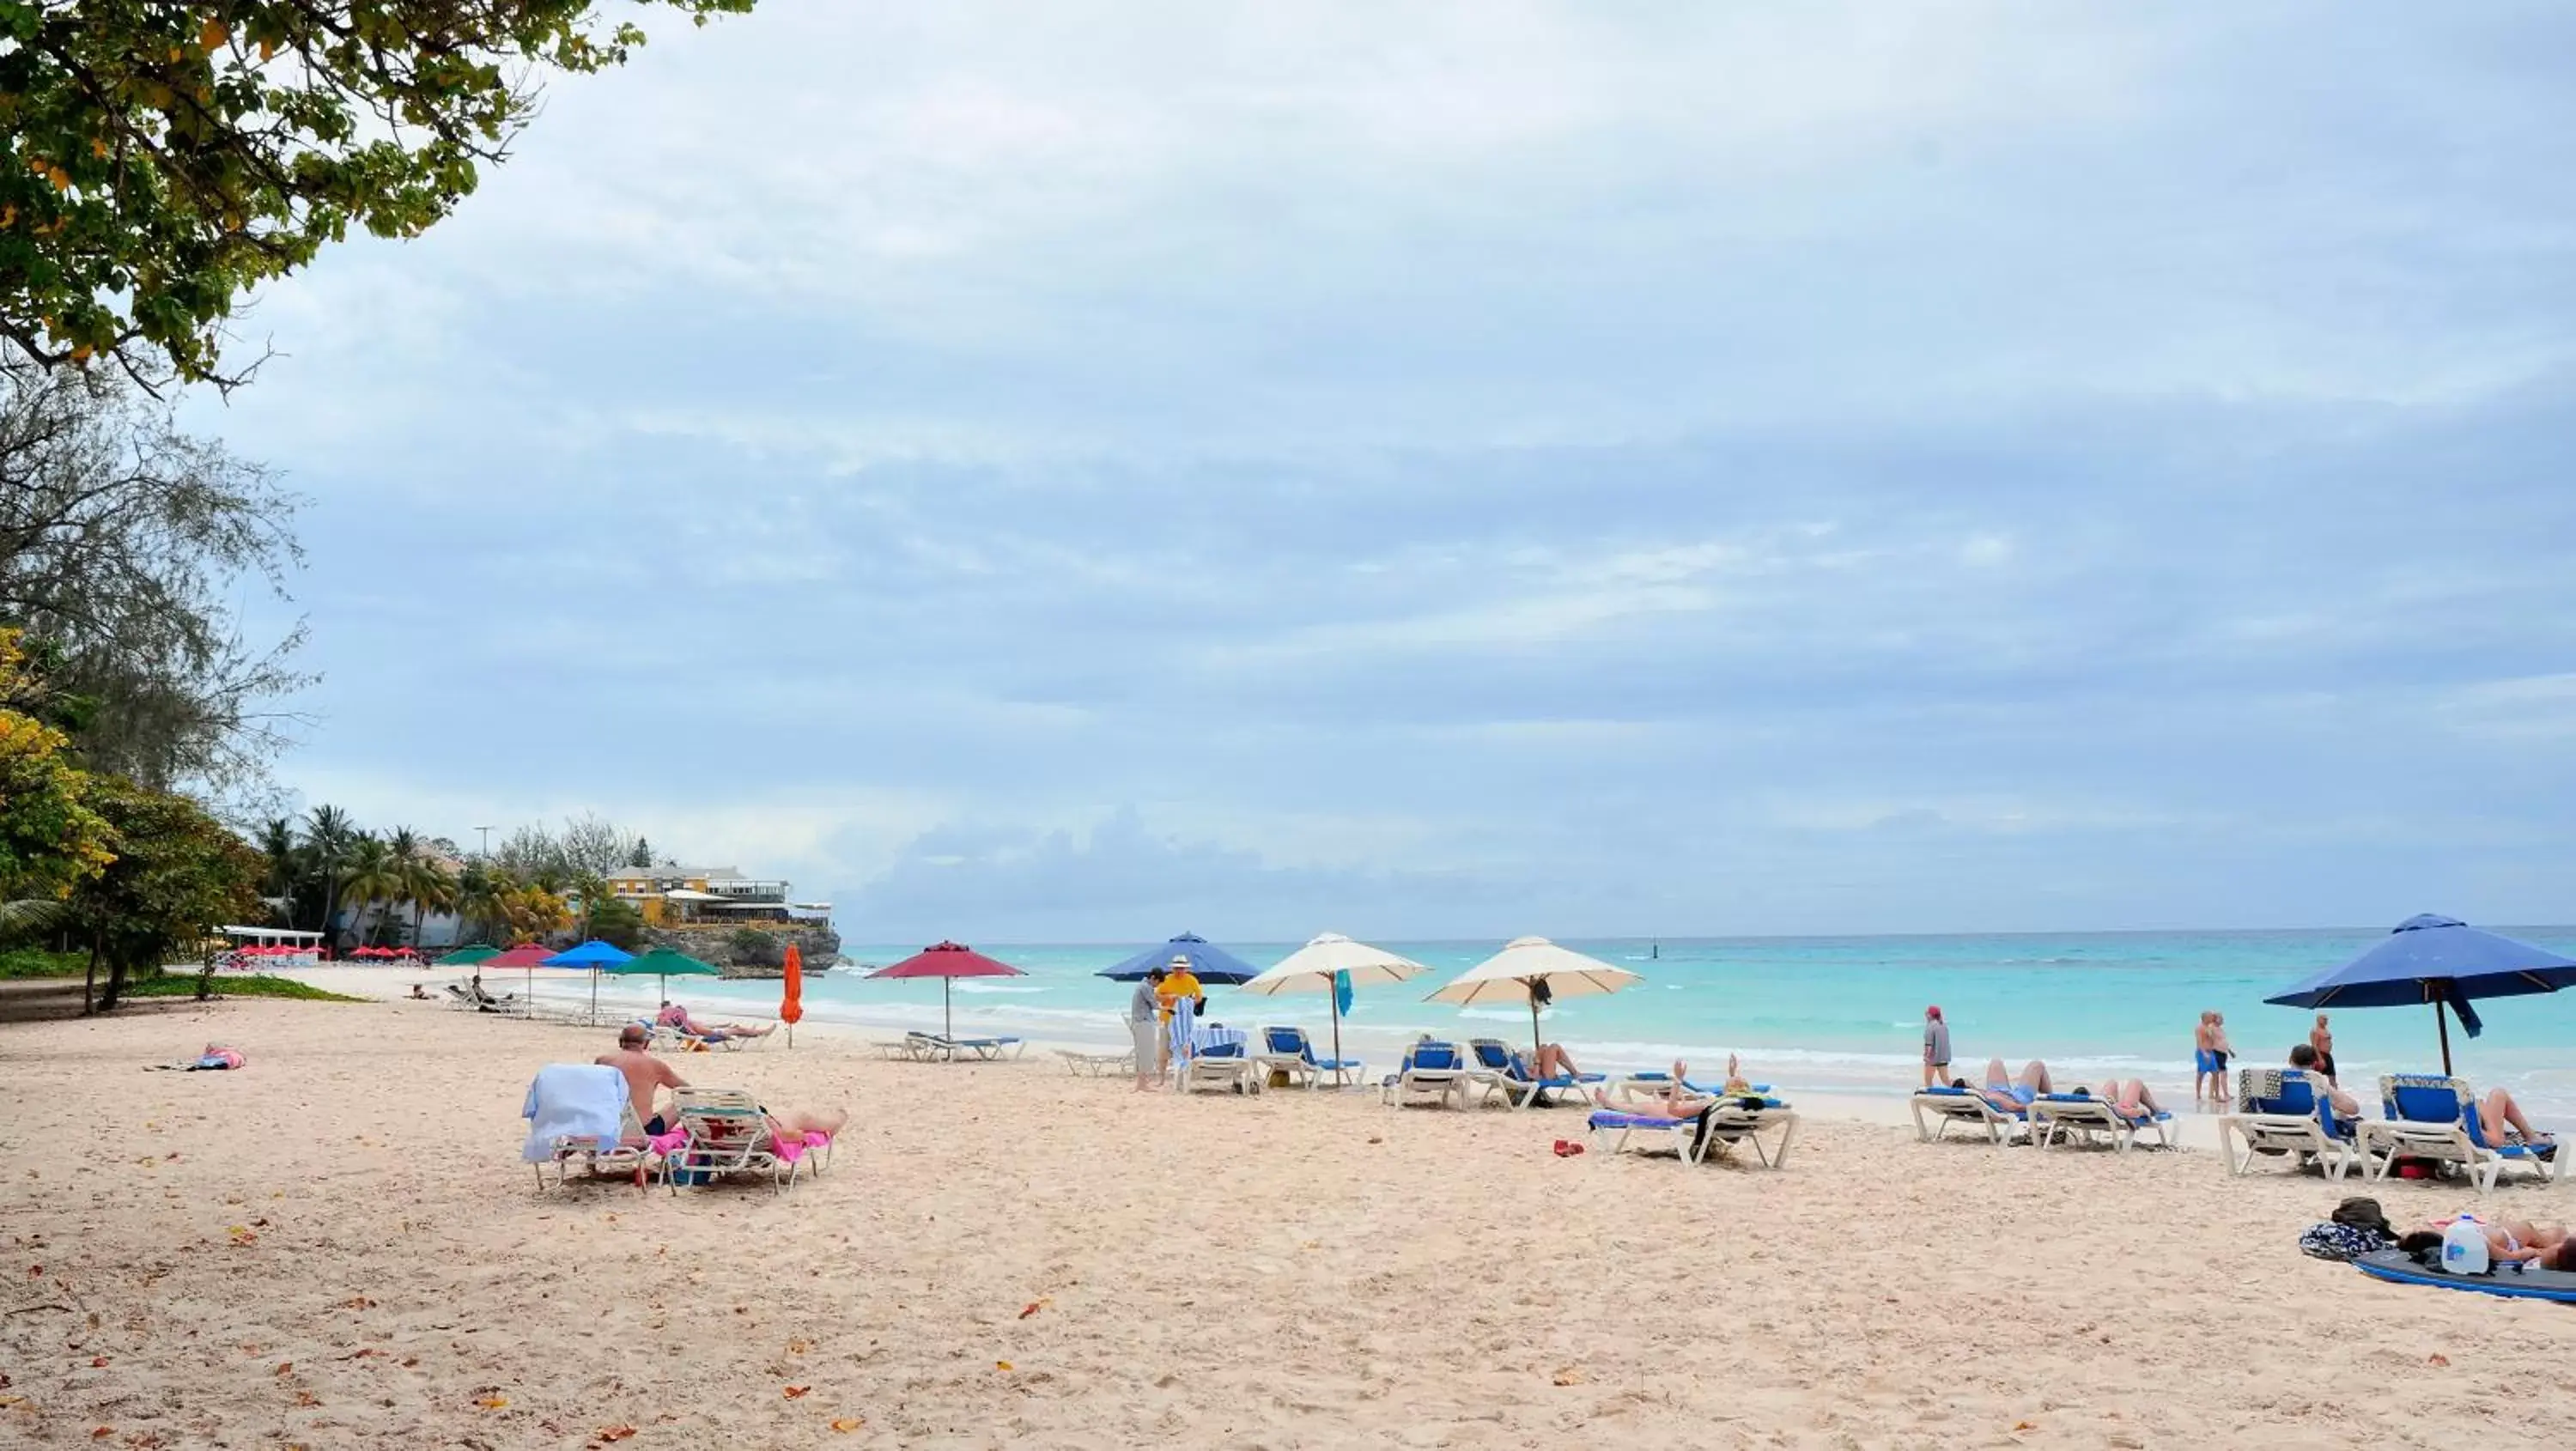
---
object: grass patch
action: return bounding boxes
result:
[0,947,88,980]
[125,974,366,1003]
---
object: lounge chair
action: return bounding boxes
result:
[2462,1101,2563,1189]
[1609,1071,1771,1103]
[1465,1038,1605,1109]
[2217,1068,2364,1180]
[522,1064,659,1190]
[873,1035,928,1060]
[1589,1097,1801,1168]
[1055,1047,1135,1077]
[1255,1025,1364,1090]
[2029,1091,2174,1153]
[1182,1039,1262,1095]
[665,1089,808,1193]
[914,1033,1026,1062]
[2360,1075,2485,1187]
[1907,1085,2027,1144]
[441,983,482,1011]
[1381,1041,1473,1108]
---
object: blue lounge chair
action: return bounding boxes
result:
[1907,1085,2027,1145]
[1255,1025,1363,1090]
[1183,1038,1261,1095]
[1465,1038,1605,1109]
[1588,1098,1801,1168]
[2029,1090,2174,1153]
[1382,1041,1473,1108]
[916,1032,1026,1062]
[2360,1074,2483,1185]
[2218,1068,2363,1180]
[2463,1101,2562,1190]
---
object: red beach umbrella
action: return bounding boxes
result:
[866,941,1024,1040]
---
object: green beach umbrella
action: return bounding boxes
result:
[439,943,501,966]
[608,944,723,1002]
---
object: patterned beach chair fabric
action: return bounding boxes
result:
[1382,1041,1473,1108]
[2029,1091,2174,1153]
[1907,1085,2026,1145]
[667,1089,798,1194]
[2360,1075,2482,1186]
[2217,1069,2361,1181]
[1465,1038,1605,1109]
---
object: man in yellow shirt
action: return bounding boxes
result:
[1154,955,1205,1075]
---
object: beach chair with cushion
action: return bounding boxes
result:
[665,1089,811,1193]
[1465,1038,1606,1109]
[2360,1075,2483,1186]
[1381,1041,1473,1108]
[521,1064,659,1191]
[1907,1085,2027,1145]
[1589,1096,1801,1168]
[1182,1039,1262,1095]
[2029,1091,2174,1153]
[1256,1026,1364,1090]
[2461,1101,2563,1189]
[2218,1069,2363,1180]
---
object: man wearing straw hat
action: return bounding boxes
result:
[1156,954,1205,1084]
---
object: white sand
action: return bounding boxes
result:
[2,994,2571,1448]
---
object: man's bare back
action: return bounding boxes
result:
[596,1031,686,1127]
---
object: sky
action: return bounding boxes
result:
[190,2,2576,943]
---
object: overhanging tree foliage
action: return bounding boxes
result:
[1,0,759,386]
[0,354,306,795]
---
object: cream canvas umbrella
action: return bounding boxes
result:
[1236,932,1429,1075]
[1425,936,1643,1065]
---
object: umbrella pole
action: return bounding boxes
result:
[526,963,533,1018]
[590,968,598,1026]
[2435,999,2453,1077]
[1330,996,1344,1084]
[1530,996,1543,1070]
[945,978,954,1040]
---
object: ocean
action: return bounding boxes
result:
[655,928,2576,1117]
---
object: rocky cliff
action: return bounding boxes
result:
[641,923,843,979]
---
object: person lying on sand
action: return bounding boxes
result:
[2395,1212,2569,1266]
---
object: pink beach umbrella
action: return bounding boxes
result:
[866,942,1025,1040]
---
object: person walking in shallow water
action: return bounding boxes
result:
[1922,1005,1951,1089]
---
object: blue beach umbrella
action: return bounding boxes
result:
[1095,932,1262,986]
[2263,914,2576,1075]
[544,939,636,1023]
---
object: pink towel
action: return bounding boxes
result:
[646,1130,689,1155]
[772,1132,829,1164]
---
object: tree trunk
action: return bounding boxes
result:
[82,934,100,1015]
[100,952,128,1012]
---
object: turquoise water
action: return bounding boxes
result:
[666,929,2576,1119]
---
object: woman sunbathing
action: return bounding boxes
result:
[1954,1058,2053,1114]
[2089,1078,2166,1119]
[2395,1213,2568,1266]
[1592,1057,1761,1118]
[2469,1085,2556,1151]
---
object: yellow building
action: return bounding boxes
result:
[605,865,831,932]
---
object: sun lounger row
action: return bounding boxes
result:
[1908,1085,2174,1153]
[1377,1038,1611,1109]
[873,1031,1027,1062]
[2221,1070,2562,1192]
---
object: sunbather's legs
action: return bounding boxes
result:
[2099,1078,2161,1115]
[2018,1059,2053,1095]
[768,1106,847,1138]
[1535,1043,1582,1078]
[2482,1087,2551,1144]
[1984,1057,2010,1090]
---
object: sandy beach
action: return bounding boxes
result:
[2,993,2572,1450]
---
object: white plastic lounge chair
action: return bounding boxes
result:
[1182,1040,1262,1095]
[522,1064,658,1190]
[873,1035,928,1060]
[1054,1047,1134,1077]
[1587,1099,1801,1168]
[1908,1085,2028,1144]
[2360,1075,2485,1187]
[2217,1069,2364,1180]
[1464,1038,1605,1109]
[2463,1100,2564,1189]
[1610,1071,1771,1103]
[1255,1025,1364,1090]
[665,1089,801,1193]
[915,1033,1026,1062]
[1381,1041,1473,1108]
[2030,1091,2174,1153]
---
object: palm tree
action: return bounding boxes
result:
[455,861,509,946]
[386,827,422,944]
[304,805,356,949]
[254,817,301,922]
[407,857,458,951]
[335,836,402,950]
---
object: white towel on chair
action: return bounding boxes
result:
[521,1064,628,1163]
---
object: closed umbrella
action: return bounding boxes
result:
[1096,932,1262,986]
[2263,914,2576,1075]
[1236,933,1428,1077]
[781,944,804,1048]
[544,939,636,1024]
[866,941,1025,1041]
[1426,936,1643,1068]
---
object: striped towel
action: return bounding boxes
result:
[1190,1024,1248,1058]
[1169,994,1198,1068]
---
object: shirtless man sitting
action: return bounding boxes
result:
[598,1024,690,1135]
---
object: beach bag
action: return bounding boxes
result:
[2298,1222,2390,1262]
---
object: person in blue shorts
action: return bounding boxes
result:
[1965,1056,2051,1114]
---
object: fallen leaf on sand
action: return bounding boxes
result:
[274,1363,293,1376]
[476,1396,509,1410]
[783,1386,810,1399]
[293,1391,319,1407]
[342,1296,374,1310]
[0,1395,21,1407]
[2427,1353,2451,1368]
[1551,1368,1585,1387]
[92,1430,112,1441]
[596,1426,636,1442]
[830,1418,865,1432]
[1018,1298,1050,1319]
[2013,1421,2038,1433]
[786,1338,811,1355]
[996,1361,1013,1372]
[89,1357,107,1368]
